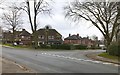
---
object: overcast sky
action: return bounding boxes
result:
[0,0,103,40]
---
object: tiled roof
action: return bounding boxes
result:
[64,35,81,40]
[37,29,62,37]
[19,29,31,36]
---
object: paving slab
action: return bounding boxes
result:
[1,57,34,73]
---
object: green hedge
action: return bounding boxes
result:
[51,44,73,50]
[108,42,120,57]
[75,45,87,49]
[88,46,101,49]
[51,44,87,50]
[39,44,97,50]
[40,44,50,49]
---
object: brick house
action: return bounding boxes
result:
[81,37,95,47]
[2,31,13,44]
[64,34,95,47]
[2,29,31,45]
[37,25,63,45]
[64,34,81,45]
[16,29,31,45]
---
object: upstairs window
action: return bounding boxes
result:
[21,36,24,38]
[38,35,44,39]
[48,36,54,39]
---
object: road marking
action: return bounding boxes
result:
[41,53,43,54]
[48,54,51,55]
[114,64,119,67]
[84,60,93,62]
[91,61,101,63]
[102,62,112,65]
[40,53,117,66]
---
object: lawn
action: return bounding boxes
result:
[98,52,119,61]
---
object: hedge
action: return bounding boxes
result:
[75,45,87,49]
[108,42,120,57]
[39,44,98,50]
[51,44,73,50]
[40,44,50,49]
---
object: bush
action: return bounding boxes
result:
[40,44,50,49]
[51,44,73,50]
[75,45,87,49]
[39,44,88,50]
[108,42,120,57]
[89,46,101,49]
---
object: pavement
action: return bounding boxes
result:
[1,56,34,73]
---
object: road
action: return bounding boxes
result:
[2,47,119,73]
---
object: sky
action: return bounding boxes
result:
[0,0,103,40]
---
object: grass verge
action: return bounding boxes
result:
[98,52,119,61]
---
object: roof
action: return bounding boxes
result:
[19,29,31,36]
[37,29,62,37]
[64,35,81,40]
[3,29,31,36]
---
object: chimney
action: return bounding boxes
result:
[69,34,71,37]
[22,29,25,31]
[77,34,79,37]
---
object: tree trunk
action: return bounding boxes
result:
[12,28,15,45]
[105,37,111,53]
[32,31,38,49]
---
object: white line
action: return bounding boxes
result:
[41,53,43,54]
[114,64,119,67]
[102,62,112,65]
[77,59,85,61]
[39,53,118,66]
[48,54,51,55]
[84,60,93,62]
[92,61,101,63]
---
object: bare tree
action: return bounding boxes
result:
[20,0,52,48]
[2,3,23,44]
[64,0,120,52]
[114,26,120,42]
[0,0,4,4]
[115,3,120,43]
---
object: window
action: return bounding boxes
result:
[51,36,54,39]
[21,36,24,38]
[48,36,54,39]
[39,35,44,39]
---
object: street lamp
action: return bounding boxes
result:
[45,27,49,45]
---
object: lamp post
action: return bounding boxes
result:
[45,28,49,45]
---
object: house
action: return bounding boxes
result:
[2,29,31,45]
[37,25,63,45]
[64,34,95,47]
[81,37,95,47]
[2,31,13,44]
[16,29,31,45]
[64,34,81,45]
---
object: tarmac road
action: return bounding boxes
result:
[2,47,119,73]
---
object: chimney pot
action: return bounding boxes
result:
[69,34,71,37]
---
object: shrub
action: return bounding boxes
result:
[40,44,50,49]
[89,46,101,49]
[75,45,87,49]
[108,42,120,57]
[51,44,73,50]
